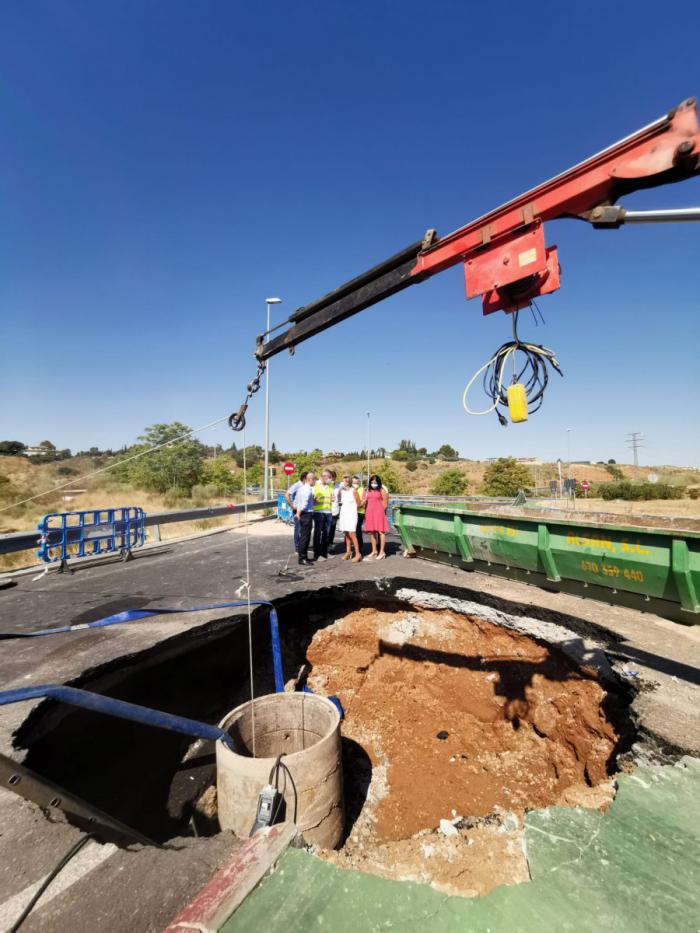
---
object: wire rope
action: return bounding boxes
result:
[241,427,256,758]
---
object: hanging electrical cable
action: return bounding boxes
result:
[462,311,563,426]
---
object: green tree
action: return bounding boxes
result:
[39,440,56,451]
[234,445,262,468]
[123,422,206,494]
[436,444,458,459]
[377,463,407,494]
[285,451,322,482]
[268,442,281,464]
[0,441,26,456]
[244,462,264,488]
[431,468,469,495]
[481,457,532,497]
[201,456,243,494]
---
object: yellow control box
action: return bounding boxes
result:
[507,383,529,423]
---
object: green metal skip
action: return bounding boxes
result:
[393,504,700,624]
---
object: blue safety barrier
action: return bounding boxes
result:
[0,684,236,750]
[277,492,293,524]
[36,507,145,564]
[0,600,286,694]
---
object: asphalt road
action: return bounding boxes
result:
[0,520,697,931]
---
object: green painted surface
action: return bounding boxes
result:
[394,503,700,616]
[221,758,699,933]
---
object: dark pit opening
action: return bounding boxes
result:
[14,579,636,865]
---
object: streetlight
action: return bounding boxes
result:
[366,412,371,482]
[263,297,282,500]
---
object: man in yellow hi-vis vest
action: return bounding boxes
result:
[312,469,335,561]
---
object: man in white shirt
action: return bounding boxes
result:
[285,471,308,550]
[295,472,316,565]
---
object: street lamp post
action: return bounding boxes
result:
[263,297,282,501]
[366,412,371,483]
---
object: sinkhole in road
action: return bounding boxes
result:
[15,580,634,895]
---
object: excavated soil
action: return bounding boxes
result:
[305,605,627,896]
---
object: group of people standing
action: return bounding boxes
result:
[286,469,390,566]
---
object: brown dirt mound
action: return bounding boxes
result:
[306,605,625,895]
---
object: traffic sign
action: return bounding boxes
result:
[581,480,590,491]
[283,462,295,475]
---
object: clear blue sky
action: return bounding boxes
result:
[2,0,699,468]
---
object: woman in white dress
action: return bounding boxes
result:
[337,475,362,562]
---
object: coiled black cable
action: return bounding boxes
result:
[462,311,563,425]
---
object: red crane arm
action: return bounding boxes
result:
[411,97,700,280]
[258,98,700,361]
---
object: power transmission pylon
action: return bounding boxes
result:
[625,432,645,468]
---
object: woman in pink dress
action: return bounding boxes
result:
[362,474,389,560]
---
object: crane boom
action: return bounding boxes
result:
[257,97,700,362]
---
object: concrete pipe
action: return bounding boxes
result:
[216,692,344,849]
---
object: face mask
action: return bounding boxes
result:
[370,482,378,489]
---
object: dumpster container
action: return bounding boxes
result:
[393,503,700,624]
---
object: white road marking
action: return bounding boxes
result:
[0,840,117,929]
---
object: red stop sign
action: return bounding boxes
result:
[283,461,295,475]
[581,480,590,490]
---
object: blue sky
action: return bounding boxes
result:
[2,0,699,467]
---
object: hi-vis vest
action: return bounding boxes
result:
[313,481,333,512]
[356,485,366,513]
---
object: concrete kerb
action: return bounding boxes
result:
[164,822,299,933]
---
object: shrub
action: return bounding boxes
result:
[598,482,685,501]
[689,487,700,500]
[56,466,77,476]
[163,486,190,508]
[406,459,418,472]
[190,483,220,504]
[481,458,531,497]
[605,463,623,480]
[431,469,469,496]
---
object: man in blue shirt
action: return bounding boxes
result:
[295,472,316,565]
[285,471,308,550]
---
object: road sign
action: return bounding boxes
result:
[581,480,590,491]
[283,462,295,475]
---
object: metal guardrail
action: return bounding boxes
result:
[0,499,276,557]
